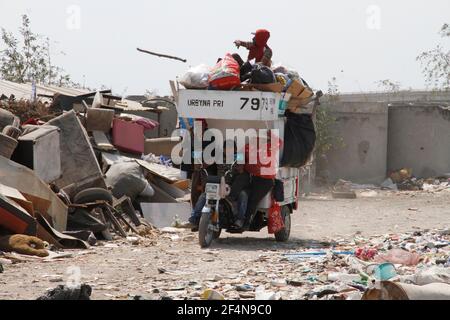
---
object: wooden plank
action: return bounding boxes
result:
[103,206,127,237]
[152,177,188,199]
[173,180,190,190]
[106,204,139,234]
[148,184,178,203]
[0,183,27,201]
[93,131,115,151]
[113,196,141,227]
[135,160,181,183]
[21,192,52,223]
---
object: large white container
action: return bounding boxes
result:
[177,89,290,121]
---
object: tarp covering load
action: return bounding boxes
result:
[281,112,316,168]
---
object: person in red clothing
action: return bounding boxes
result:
[234,29,273,66]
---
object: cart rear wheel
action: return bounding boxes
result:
[275,206,291,242]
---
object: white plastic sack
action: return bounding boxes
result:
[179,64,210,89]
[271,63,300,81]
[414,267,450,286]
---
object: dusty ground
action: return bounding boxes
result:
[1,189,449,300]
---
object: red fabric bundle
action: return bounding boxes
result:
[208,53,241,90]
[268,201,284,234]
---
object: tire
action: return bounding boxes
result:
[275,206,291,242]
[73,188,113,205]
[198,213,214,248]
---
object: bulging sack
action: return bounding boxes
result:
[281,112,316,168]
[179,64,210,89]
[208,54,241,90]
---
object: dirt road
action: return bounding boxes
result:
[1,190,449,300]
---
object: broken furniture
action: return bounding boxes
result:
[86,108,115,132]
[0,156,68,231]
[46,110,106,194]
[112,118,145,154]
[11,125,61,183]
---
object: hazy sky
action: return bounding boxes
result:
[1,0,449,96]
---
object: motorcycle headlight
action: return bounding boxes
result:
[206,184,219,194]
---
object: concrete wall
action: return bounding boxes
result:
[388,103,450,177]
[318,102,388,184]
[323,90,450,103]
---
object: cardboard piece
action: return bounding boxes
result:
[286,80,306,97]
[152,177,188,199]
[0,185,35,217]
[86,108,115,132]
[173,180,190,190]
[22,193,52,222]
[136,160,181,183]
[0,184,43,222]
[0,156,68,231]
[144,137,181,157]
[298,87,314,100]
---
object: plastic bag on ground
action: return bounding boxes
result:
[413,267,450,285]
[179,64,210,89]
[374,248,421,266]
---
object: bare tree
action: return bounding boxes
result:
[0,14,77,87]
[375,79,401,92]
[417,23,450,90]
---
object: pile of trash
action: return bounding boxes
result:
[198,229,449,300]
[179,56,315,113]
[0,90,189,265]
[331,169,450,199]
[381,168,450,192]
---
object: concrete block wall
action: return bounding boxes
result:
[388,103,450,177]
[318,102,388,184]
[316,91,450,184]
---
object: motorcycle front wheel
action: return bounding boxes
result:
[198,212,220,248]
